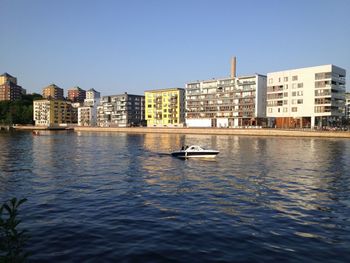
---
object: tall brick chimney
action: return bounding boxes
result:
[231,56,237,78]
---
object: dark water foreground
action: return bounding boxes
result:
[1,131,350,262]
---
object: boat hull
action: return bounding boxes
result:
[171,151,219,159]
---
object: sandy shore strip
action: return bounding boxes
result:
[73,126,350,138]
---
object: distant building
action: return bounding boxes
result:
[145,88,185,127]
[185,74,267,127]
[42,84,64,100]
[266,64,346,128]
[67,86,86,103]
[97,93,145,127]
[0,72,26,101]
[33,99,73,127]
[77,88,100,126]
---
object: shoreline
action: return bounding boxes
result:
[73,126,350,138]
[11,125,350,138]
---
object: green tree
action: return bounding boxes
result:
[0,198,28,262]
[0,94,42,125]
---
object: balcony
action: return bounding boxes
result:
[332,76,346,84]
[238,81,256,86]
[267,85,284,93]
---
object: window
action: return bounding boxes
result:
[298,83,303,88]
[297,91,303,96]
[292,83,297,89]
[292,99,296,104]
[268,78,273,84]
[284,77,288,82]
[283,107,288,112]
[292,75,298,81]
[292,92,296,96]
[278,77,281,83]
[284,92,288,97]
[292,107,298,112]
[283,100,288,105]
[284,84,288,90]
[297,99,303,104]
[268,108,273,113]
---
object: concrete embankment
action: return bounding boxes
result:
[13,125,71,130]
[74,126,350,138]
[13,125,47,130]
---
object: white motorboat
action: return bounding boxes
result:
[171,145,219,159]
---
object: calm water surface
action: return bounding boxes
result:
[1,131,350,262]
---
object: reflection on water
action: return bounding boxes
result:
[0,131,350,262]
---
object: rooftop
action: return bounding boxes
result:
[267,64,346,75]
[68,86,85,91]
[44,84,62,90]
[0,72,15,78]
[145,87,185,93]
[187,73,266,84]
[87,88,99,93]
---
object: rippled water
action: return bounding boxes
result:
[1,130,350,262]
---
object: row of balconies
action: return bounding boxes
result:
[186,112,254,118]
[186,94,255,101]
[186,107,254,113]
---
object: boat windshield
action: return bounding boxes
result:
[187,145,204,151]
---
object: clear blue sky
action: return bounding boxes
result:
[1,0,349,96]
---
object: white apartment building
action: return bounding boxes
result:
[266,64,346,128]
[78,88,100,126]
[185,74,267,127]
[33,100,51,126]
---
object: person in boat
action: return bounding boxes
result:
[181,146,185,150]
[185,145,189,150]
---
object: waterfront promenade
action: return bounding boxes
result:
[73,126,350,138]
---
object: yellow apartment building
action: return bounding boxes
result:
[145,88,185,127]
[33,99,72,127]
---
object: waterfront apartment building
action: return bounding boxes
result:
[67,86,86,103]
[77,88,100,126]
[145,88,185,127]
[97,93,145,127]
[185,74,267,127]
[42,84,64,100]
[266,64,346,128]
[33,99,73,127]
[0,72,26,101]
[345,92,350,120]
[70,102,82,123]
